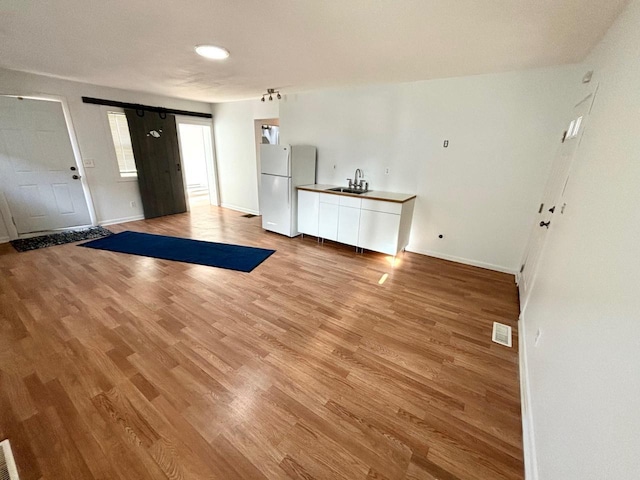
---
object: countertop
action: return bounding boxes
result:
[296,184,416,203]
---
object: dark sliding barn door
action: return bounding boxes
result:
[125,109,187,218]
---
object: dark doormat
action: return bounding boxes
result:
[241,213,258,218]
[11,226,113,252]
[79,230,275,272]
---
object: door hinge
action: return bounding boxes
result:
[520,263,525,273]
[11,216,16,226]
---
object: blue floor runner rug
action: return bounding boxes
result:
[79,231,275,272]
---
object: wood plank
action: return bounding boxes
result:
[0,206,523,479]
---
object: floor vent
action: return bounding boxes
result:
[492,322,513,347]
[0,439,19,480]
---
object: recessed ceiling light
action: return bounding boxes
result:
[194,45,230,60]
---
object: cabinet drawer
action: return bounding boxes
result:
[319,193,340,205]
[361,198,402,215]
[338,196,361,208]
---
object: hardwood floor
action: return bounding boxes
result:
[0,206,523,480]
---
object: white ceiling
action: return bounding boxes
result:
[0,0,627,102]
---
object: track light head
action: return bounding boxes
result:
[261,88,281,102]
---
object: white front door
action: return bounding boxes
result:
[0,96,91,234]
[518,85,599,310]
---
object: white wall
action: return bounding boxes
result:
[0,68,212,230]
[521,1,640,478]
[279,67,579,272]
[212,99,279,214]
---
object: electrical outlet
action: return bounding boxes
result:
[534,329,542,347]
[384,167,390,175]
[130,201,136,208]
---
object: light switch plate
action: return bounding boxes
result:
[83,158,95,168]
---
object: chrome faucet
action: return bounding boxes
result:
[354,169,363,188]
[347,169,368,191]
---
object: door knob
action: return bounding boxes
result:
[70,166,77,171]
[539,221,550,228]
[72,174,80,180]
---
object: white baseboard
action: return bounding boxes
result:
[405,246,518,275]
[99,214,145,226]
[220,203,260,215]
[519,312,539,480]
[0,236,10,244]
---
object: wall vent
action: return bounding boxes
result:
[0,439,20,480]
[492,322,513,347]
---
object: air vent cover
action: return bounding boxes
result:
[492,322,513,347]
[0,439,19,480]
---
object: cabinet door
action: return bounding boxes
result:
[337,206,360,246]
[358,209,400,255]
[297,190,319,236]
[318,202,339,241]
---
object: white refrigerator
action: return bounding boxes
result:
[259,144,316,237]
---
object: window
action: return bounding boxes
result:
[107,111,137,177]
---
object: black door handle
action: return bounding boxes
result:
[540,221,550,228]
[72,174,80,180]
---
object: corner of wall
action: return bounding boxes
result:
[519,311,539,480]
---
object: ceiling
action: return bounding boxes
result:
[0,0,628,102]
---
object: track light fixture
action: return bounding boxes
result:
[261,88,281,102]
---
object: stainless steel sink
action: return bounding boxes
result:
[327,187,368,194]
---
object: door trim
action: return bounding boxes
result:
[0,93,98,239]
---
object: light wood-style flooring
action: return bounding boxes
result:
[0,206,523,479]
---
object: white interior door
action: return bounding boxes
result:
[0,96,91,234]
[518,85,599,310]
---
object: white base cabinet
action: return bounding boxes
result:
[318,202,339,241]
[358,209,401,255]
[337,205,360,246]
[297,190,319,236]
[298,190,415,256]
